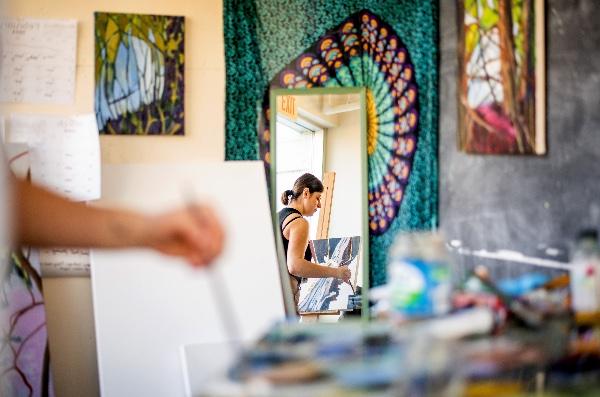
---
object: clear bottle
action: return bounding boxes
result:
[570,229,600,314]
[387,231,451,318]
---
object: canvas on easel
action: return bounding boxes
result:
[297,236,361,314]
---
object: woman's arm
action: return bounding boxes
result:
[14,177,224,267]
[286,217,350,281]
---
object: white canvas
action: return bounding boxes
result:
[91,161,286,397]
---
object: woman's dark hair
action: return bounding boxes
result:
[280,173,324,205]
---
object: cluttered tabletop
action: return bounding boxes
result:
[200,232,600,396]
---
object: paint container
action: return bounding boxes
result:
[570,229,600,315]
[387,232,451,318]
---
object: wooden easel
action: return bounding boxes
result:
[316,172,335,240]
[300,310,342,323]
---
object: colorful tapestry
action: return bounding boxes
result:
[224,0,438,286]
[94,12,185,135]
[0,250,54,397]
[458,0,545,154]
[262,10,419,237]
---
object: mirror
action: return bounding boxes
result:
[270,87,368,321]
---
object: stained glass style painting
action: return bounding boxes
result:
[458,0,545,154]
[298,236,361,314]
[94,12,185,135]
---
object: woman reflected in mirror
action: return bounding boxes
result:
[279,173,351,309]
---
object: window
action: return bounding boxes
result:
[275,116,324,239]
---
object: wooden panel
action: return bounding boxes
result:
[316,172,335,239]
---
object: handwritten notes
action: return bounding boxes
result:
[6,114,101,201]
[0,18,77,104]
[40,248,90,277]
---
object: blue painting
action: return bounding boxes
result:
[298,236,361,313]
[94,12,185,135]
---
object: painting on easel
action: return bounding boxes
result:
[458,0,545,154]
[298,236,361,314]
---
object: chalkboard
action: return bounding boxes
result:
[439,0,600,277]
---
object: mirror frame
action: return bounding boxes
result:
[269,86,369,320]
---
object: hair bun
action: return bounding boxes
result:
[286,189,294,197]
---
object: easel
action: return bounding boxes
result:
[300,310,343,323]
[302,172,339,322]
[316,172,335,240]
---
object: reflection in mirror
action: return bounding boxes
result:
[271,88,368,321]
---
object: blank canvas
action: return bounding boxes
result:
[91,161,286,397]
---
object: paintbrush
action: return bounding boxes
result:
[473,265,543,329]
[184,190,243,355]
[207,265,244,354]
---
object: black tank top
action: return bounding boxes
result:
[278,207,312,284]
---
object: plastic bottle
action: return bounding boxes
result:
[387,231,451,318]
[570,229,600,314]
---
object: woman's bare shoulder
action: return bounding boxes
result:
[284,214,308,234]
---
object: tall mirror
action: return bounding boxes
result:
[270,87,368,321]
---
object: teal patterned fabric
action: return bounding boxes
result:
[224,0,438,286]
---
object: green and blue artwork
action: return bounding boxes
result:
[94,12,185,135]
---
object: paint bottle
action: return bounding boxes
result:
[570,229,600,314]
[387,232,451,318]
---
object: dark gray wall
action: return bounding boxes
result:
[439,0,600,273]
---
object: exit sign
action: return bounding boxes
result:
[277,95,297,120]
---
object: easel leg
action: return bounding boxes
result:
[300,314,320,323]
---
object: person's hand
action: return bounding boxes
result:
[336,266,351,283]
[146,203,225,267]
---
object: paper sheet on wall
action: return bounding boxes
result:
[0,18,77,104]
[4,142,30,179]
[40,248,90,277]
[6,114,101,201]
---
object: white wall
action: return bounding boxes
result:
[1,1,225,396]
[324,109,364,287]
[324,109,362,239]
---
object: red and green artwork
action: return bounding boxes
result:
[0,250,54,396]
[458,0,545,154]
[94,12,185,135]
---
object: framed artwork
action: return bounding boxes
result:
[94,12,185,135]
[458,0,545,154]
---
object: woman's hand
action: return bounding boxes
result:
[146,203,225,267]
[15,177,225,268]
[336,266,351,283]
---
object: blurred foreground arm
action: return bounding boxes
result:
[14,178,225,267]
